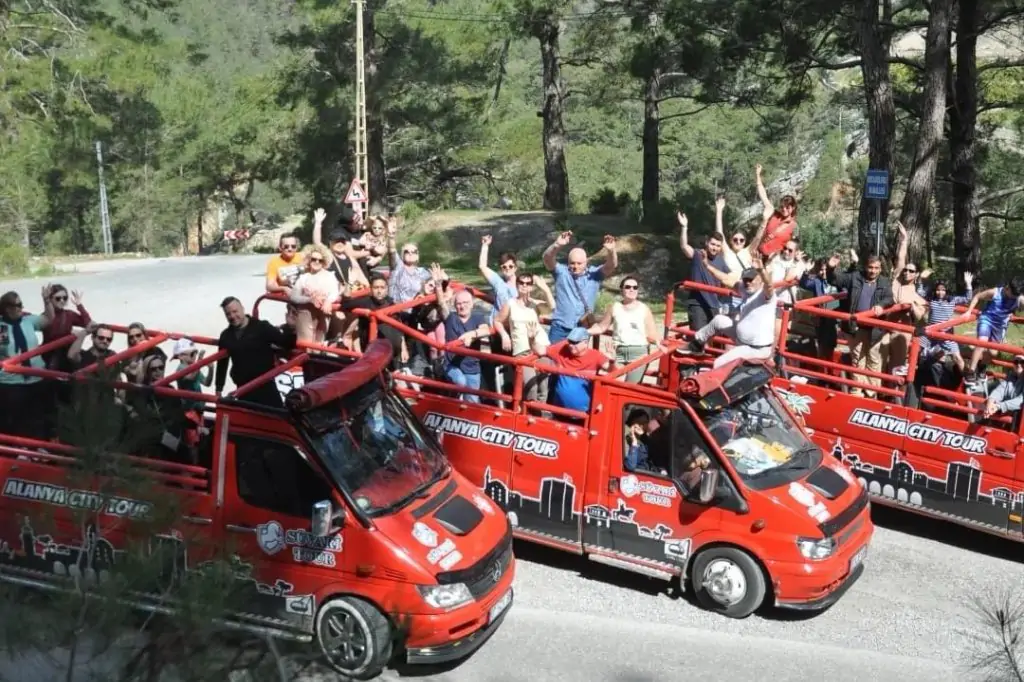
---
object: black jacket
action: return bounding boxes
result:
[827,268,894,342]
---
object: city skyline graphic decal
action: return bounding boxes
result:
[482,467,690,569]
[830,438,1021,532]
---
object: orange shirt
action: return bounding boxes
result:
[266,253,305,287]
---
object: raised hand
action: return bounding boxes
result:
[555,231,572,246]
[602,234,617,252]
[677,212,688,229]
[481,235,493,246]
[313,207,327,225]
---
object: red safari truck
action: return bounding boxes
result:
[666,278,1024,542]
[349,295,872,619]
[0,333,514,679]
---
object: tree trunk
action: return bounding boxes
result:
[855,0,896,261]
[641,69,660,222]
[364,5,387,214]
[897,0,952,266]
[949,0,980,287]
[535,19,568,212]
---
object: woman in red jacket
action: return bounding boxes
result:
[750,164,798,259]
[41,284,91,370]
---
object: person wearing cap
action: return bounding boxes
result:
[982,355,1024,422]
[544,326,611,413]
[172,338,213,410]
[312,207,369,291]
[685,256,777,368]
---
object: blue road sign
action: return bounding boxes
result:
[865,169,889,200]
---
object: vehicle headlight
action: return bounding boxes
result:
[416,583,474,610]
[796,536,836,560]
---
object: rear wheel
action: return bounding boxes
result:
[691,546,766,619]
[315,596,393,680]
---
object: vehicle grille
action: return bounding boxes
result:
[818,487,869,538]
[435,521,513,599]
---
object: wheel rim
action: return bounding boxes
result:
[701,558,747,607]
[321,609,370,671]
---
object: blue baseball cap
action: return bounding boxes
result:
[567,327,590,344]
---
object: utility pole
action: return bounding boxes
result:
[353,0,369,210]
[94,141,113,255]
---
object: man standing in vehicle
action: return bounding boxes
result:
[678,212,730,332]
[545,327,611,413]
[215,297,297,407]
[964,278,1024,387]
[265,234,305,296]
[542,231,618,343]
[826,253,894,398]
[685,256,777,368]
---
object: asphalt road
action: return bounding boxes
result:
[1,256,1020,681]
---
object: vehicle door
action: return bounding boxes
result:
[219,426,343,630]
[410,394,516,498]
[583,390,718,575]
[505,406,588,551]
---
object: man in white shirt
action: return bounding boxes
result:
[767,239,806,336]
[684,258,778,368]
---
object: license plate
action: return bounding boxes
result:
[488,589,512,624]
[850,545,868,572]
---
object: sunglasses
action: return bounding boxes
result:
[518,280,533,286]
[53,295,67,302]
[500,263,517,270]
[310,257,324,263]
[129,333,144,341]
[903,268,916,274]
[7,302,23,309]
[732,238,745,244]
[95,335,113,342]
[403,248,418,255]
[621,283,638,290]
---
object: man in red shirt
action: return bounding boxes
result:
[545,327,610,413]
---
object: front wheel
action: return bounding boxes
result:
[315,596,394,680]
[691,546,767,619]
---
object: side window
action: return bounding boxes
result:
[233,436,333,518]
[671,413,718,493]
[622,403,674,477]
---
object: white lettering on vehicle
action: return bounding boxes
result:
[256,521,343,560]
[427,538,456,565]
[423,412,559,459]
[2,478,152,519]
[619,474,677,507]
[849,408,986,455]
[787,481,831,523]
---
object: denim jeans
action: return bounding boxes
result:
[445,366,481,403]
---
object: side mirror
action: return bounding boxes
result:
[697,469,720,504]
[312,500,345,536]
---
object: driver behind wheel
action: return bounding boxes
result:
[678,445,712,493]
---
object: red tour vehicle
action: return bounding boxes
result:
[319,290,874,620]
[0,331,514,680]
[666,278,1024,542]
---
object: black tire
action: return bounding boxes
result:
[315,596,394,680]
[691,546,767,619]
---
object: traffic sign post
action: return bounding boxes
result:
[344,178,367,205]
[864,169,889,256]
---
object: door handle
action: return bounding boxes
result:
[989,450,1015,460]
[226,524,254,533]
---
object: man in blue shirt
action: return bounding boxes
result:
[438,288,491,403]
[678,211,730,331]
[545,327,611,414]
[542,231,618,343]
[478,235,519,403]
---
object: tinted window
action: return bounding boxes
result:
[233,436,333,518]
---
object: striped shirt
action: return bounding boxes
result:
[927,288,972,325]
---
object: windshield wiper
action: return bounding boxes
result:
[371,464,450,517]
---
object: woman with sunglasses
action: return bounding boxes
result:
[40,284,91,371]
[586,276,658,383]
[125,355,196,464]
[495,273,554,401]
[124,322,168,384]
[289,244,340,343]
[0,288,55,439]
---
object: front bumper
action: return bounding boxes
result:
[405,588,513,665]
[775,562,864,611]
